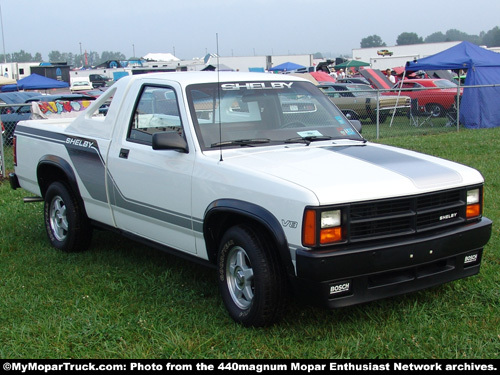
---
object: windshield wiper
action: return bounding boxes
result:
[284,135,334,146]
[211,138,271,148]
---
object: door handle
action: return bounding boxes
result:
[119,148,129,159]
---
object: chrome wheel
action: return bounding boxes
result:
[226,245,254,310]
[217,225,288,326]
[44,181,92,252]
[49,195,68,241]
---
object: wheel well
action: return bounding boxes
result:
[203,203,294,277]
[38,164,69,197]
[37,156,79,198]
[205,212,271,263]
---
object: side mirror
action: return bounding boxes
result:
[152,131,188,153]
[350,120,362,134]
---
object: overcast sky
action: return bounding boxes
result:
[2,0,499,60]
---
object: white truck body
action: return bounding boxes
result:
[10,72,492,326]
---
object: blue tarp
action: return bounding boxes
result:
[269,62,305,72]
[405,41,500,129]
[1,73,69,92]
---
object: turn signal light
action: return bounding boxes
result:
[320,227,342,244]
[466,203,481,219]
[303,210,316,247]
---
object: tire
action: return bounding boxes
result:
[217,225,288,327]
[342,110,359,121]
[44,181,92,252]
[426,103,445,117]
[369,112,388,124]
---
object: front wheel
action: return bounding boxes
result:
[217,225,288,327]
[44,181,92,252]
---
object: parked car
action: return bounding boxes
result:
[89,74,111,88]
[335,77,371,85]
[390,79,462,117]
[1,93,95,145]
[377,49,393,56]
[71,80,93,92]
[317,83,410,123]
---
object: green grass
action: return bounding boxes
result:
[0,128,499,359]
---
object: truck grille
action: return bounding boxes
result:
[348,189,466,243]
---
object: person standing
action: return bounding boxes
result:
[386,68,396,84]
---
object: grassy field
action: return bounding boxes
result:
[0,127,498,359]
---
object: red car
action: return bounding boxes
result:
[391,79,462,117]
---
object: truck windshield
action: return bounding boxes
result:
[186,80,363,150]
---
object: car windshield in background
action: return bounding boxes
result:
[433,79,458,89]
[343,84,376,96]
[186,81,362,150]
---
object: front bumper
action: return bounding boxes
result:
[294,217,492,308]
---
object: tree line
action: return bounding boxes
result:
[361,27,500,48]
[0,50,128,65]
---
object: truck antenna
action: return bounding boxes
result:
[216,33,223,162]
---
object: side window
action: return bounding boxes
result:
[127,85,183,145]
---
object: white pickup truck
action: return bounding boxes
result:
[9,72,492,327]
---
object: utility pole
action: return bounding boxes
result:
[0,3,7,63]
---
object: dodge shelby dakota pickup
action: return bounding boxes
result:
[10,72,492,326]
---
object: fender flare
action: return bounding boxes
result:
[203,199,295,277]
[37,155,80,198]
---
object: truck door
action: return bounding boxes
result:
[106,84,196,254]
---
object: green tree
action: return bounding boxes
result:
[0,53,11,62]
[396,32,423,45]
[48,50,63,63]
[11,50,34,62]
[444,29,482,44]
[425,32,446,43]
[100,51,126,65]
[482,26,500,47]
[360,35,386,48]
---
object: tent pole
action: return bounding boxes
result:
[456,72,461,132]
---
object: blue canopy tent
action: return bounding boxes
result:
[1,73,69,92]
[269,62,305,72]
[405,41,500,128]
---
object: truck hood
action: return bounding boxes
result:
[218,141,481,205]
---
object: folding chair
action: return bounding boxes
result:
[445,94,461,127]
[408,98,433,127]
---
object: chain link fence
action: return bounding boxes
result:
[340,84,499,141]
[1,102,32,177]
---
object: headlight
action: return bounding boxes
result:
[467,188,480,204]
[303,208,344,247]
[466,188,482,219]
[321,210,341,228]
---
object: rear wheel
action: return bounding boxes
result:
[217,225,287,327]
[426,103,445,117]
[44,181,92,252]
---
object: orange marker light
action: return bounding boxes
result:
[320,227,343,244]
[466,203,481,219]
[303,210,317,247]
